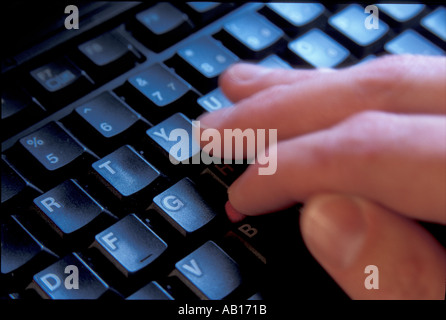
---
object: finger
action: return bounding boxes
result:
[200,55,446,142]
[227,111,446,224]
[300,193,446,299]
[218,63,333,103]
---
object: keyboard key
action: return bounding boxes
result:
[421,7,446,43]
[384,29,445,55]
[152,178,220,236]
[127,281,174,300]
[92,214,168,277]
[20,122,85,171]
[329,4,389,56]
[122,63,198,123]
[146,113,201,166]
[174,241,243,299]
[1,157,42,211]
[65,91,147,156]
[225,211,299,265]
[259,54,293,69]
[131,3,193,52]
[378,4,426,27]
[1,216,58,289]
[217,11,285,59]
[197,87,232,113]
[9,121,95,189]
[28,57,93,109]
[185,2,234,25]
[29,253,113,299]
[1,84,45,140]
[262,3,326,35]
[288,28,350,68]
[201,163,247,189]
[1,158,26,207]
[77,30,143,82]
[76,92,141,138]
[91,145,161,207]
[168,36,239,93]
[33,179,114,241]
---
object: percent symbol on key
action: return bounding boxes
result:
[27,137,44,148]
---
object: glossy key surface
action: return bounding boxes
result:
[92,145,160,198]
[288,28,350,68]
[152,178,219,236]
[93,214,168,277]
[31,253,111,299]
[175,241,243,300]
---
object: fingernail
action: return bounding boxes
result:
[225,201,246,223]
[301,194,368,269]
[225,63,272,83]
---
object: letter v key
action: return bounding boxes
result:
[182,259,202,277]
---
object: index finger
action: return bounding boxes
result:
[199,55,446,143]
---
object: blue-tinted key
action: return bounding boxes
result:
[137,3,189,36]
[1,157,42,210]
[93,214,168,277]
[30,253,112,299]
[68,91,146,156]
[197,88,232,113]
[378,4,425,24]
[174,241,243,299]
[1,216,57,277]
[264,3,326,35]
[30,58,82,93]
[220,11,284,58]
[128,64,192,108]
[421,7,446,42]
[126,281,174,300]
[33,179,111,238]
[152,178,219,236]
[92,145,160,199]
[329,4,389,56]
[146,113,200,164]
[288,29,350,68]
[384,29,445,55]
[124,63,199,122]
[259,54,293,69]
[2,84,45,140]
[29,57,93,109]
[77,31,141,81]
[19,121,87,171]
[133,3,193,52]
[186,2,232,24]
[173,36,239,92]
[75,91,141,139]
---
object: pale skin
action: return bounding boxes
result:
[197,55,446,300]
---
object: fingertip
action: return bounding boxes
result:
[195,105,234,131]
[225,200,247,223]
[222,63,273,84]
[219,63,274,102]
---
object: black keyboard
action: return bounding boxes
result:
[2,2,445,303]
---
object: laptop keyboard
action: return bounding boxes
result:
[1,2,445,300]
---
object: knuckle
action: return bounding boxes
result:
[329,111,389,163]
[350,55,410,109]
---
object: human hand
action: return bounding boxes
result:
[197,55,446,299]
